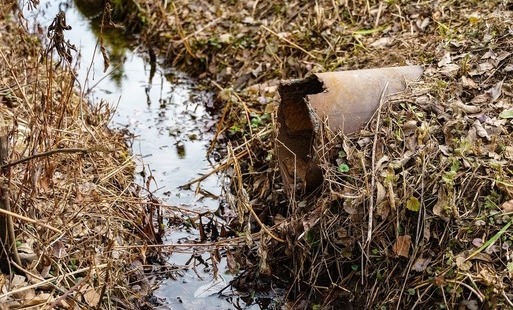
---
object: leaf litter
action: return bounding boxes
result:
[124,0,513,308]
[0,1,178,309]
[111,0,513,308]
[8,0,513,309]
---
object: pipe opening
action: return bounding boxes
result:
[277,75,325,193]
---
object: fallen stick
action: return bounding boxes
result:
[0,208,62,234]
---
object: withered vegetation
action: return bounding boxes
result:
[0,1,166,308]
[117,0,513,308]
[4,0,512,309]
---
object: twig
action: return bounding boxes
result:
[230,145,285,243]
[0,134,22,272]
[503,291,513,307]
[1,148,89,169]
[366,84,389,250]
[170,1,195,58]
[0,208,62,234]
[261,25,316,59]
[0,263,108,300]
[445,279,484,302]
[115,233,261,250]
[180,149,249,189]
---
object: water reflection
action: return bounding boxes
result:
[73,0,134,89]
[24,1,269,308]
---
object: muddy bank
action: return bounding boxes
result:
[55,0,513,309]
[0,2,163,308]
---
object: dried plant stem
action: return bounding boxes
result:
[446,279,484,302]
[180,148,249,189]
[230,145,285,243]
[365,85,388,253]
[0,208,62,234]
[0,264,108,300]
[1,148,89,169]
[170,1,194,57]
[261,25,315,59]
[0,134,22,272]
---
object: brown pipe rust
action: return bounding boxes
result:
[276,66,424,196]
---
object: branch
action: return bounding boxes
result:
[1,148,89,169]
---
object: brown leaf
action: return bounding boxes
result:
[451,100,481,114]
[52,241,67,259]
[456,255,472,271]
[24,293,52,306]
[392,235,411,258]
[462,75,479,89]
[433,190,451,221]
[376,181,389,220]
[486,80,503,102]
[470,93,490,105]
[437,52,452,67]
[412,256,431,272]
[501,199,513,213]
[83,285,101,307]
[473,120,490,141]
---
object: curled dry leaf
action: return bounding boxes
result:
[392,235,411,258]
[17,242,37,264]
[451,100,481,114]
[24,293,52,307]
[470,252,492,263]
[462,75,479,89]
[473,120,490,141]
[438,52,452,67]
[370,37,394,48]
[439,64,460,77]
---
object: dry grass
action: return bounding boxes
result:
[84,0,513,308]
[0,2,170,308]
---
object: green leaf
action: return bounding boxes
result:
[338,164,350,173]
[466,220,512,261]
[406,196,420,212]
[352,27,384,35]
[499,110,513,119]
[408,288,416,295]
[507,262,513,273]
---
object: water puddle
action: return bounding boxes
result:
[22,1,269,309]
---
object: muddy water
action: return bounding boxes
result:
[23,1,266,309]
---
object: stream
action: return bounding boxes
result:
[23,1,270,309]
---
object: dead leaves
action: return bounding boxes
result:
[0,275,53,308]
[393,235,411,258]
[82,284,101,307]
[501,199,513,213]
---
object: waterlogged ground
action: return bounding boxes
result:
[23,1,268,309]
